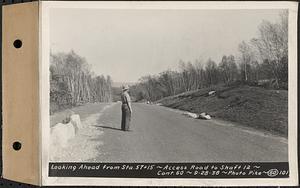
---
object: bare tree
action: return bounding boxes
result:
[238,41,253,82]
[205,59,219,86]
[251,10,288,87]
[219,55,239,84]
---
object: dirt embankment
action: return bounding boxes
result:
[157,85,288,137]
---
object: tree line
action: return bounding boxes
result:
[131,11,288,102]
[50,50,112,113]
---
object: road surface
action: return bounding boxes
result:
[88,102,288,162]
[50,102,287,162]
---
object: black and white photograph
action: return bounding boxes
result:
[40,1,298,186]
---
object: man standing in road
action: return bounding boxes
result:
[121,85,132,131]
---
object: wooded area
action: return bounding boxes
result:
[50,11,288,109]
[131,11,288,102]
[50,50,112,113]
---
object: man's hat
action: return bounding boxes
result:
[122,85,129,91]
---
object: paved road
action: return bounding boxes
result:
[90,103,287,162]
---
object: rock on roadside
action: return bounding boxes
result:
[51,114,82,147]
[183,111,199,119]
[70,114,83,132]
[199,112,211,120]
[182,111,212,120]
[51,122,76,147]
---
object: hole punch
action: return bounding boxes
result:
[12,141,22,151]
[13,39,22,48]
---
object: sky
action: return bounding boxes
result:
[50,8,283,83]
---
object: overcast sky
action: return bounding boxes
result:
[50,9,283,83]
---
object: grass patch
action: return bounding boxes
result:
[157,85,288,137]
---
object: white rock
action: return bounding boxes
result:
[199,112,211,120]
[70,114,83,130]
[51,122,76,147]
[205,114,211,120]
[183,112,199,119]
[208,90,216,96]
